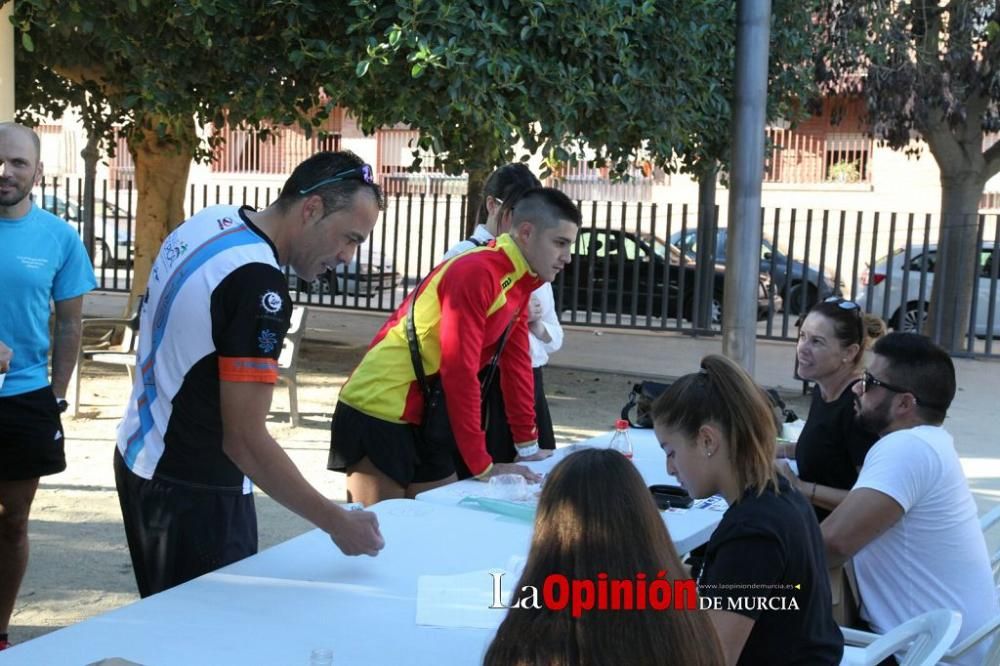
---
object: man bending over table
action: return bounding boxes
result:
[115,152,385,597]
[328,188,581,505]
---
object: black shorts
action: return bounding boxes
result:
[114,448,257,598]
[328,401,455,487]
[0,386,66,481]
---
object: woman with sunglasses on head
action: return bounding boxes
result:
[651,355,842,666]
[777,297,885,520]
[484,448,723,666]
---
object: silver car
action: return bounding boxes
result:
[855,242,999,335]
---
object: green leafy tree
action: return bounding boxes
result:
[817,1,1000,350]
[342,0,817,235]
[341,0,744,232]
[7,0,348,301]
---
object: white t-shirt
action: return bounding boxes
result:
[442,226,563,367]
[853,425,998,665]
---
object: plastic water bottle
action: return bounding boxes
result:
[609,419,633,459]
[310,648,333,665]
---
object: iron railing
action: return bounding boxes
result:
[35,177,1000,358]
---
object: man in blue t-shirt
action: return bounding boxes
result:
[0,122,96,651]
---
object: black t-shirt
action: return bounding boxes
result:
[697,476,843,666]
[796,380,878,520]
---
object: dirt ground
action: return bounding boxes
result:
[9,338,812,645]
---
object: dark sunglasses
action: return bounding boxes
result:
[861,370,912,396]
[862,370,942,409]
[299,164,374,194]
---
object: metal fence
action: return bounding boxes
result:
[36,177,1000,358]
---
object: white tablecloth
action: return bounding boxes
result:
[415,428,725,556]
[0,430,727,665]
[0,501,532,666]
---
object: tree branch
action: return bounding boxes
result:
[984,140,1000,181]
[50,63,119,96]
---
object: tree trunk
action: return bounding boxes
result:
[694,163,719,329]
[464,164,490,237]
[924,172,985,351]
[127,113,197,308]
[80,132,99,265]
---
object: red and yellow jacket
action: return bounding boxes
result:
[339,234,540,478]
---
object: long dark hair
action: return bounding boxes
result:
[483,449,722,666]
[477,163,542,226]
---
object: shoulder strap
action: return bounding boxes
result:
[621,383,641,426]
[479,312,517,394]
[406,276,516,399]
[405,290,429,398]
[466,236,488,247]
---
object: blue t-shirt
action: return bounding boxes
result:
[0,204,97,396]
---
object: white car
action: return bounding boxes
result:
[290,249,398,298]
[34,192,134,268]
[855,242,999,335]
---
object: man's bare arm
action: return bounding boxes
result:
[822,487,903,568]
[220,380,384,557]
[51,296,84,397]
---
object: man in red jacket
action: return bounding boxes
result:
[329,188,581,505]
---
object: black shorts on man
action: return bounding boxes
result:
[328,401,456,486]
[114,449,257,598]
[0,385,66,481]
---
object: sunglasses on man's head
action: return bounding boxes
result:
[299,164,375,194]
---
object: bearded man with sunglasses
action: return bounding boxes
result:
[114,152,385,598]
[821,333,996,664]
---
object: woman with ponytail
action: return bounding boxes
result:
[651,355,842,666]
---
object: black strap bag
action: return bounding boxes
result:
[620,380,671,428]
[620,380,797,430]
[405,291,514,452]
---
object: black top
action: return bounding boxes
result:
[795,379,878,520]
[697,476,843,666]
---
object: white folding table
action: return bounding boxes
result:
[415,428,725,556]
[0,501,532,666]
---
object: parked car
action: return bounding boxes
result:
[291,248,399,298]
[856,242,1000,335]
[34,192,135,268]
[555,228,780,324]
[669,227,840,314]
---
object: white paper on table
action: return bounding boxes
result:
[416,557,526,629]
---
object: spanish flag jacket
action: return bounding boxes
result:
[339,234,540,477]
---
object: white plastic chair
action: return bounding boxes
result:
[940,611,1000,664]
[276,305,308,427]
[70,311,140,416]
[980,505,1000,585]
[840,609,961,666]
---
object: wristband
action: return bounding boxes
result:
[55,397,69,413]
[515,442,540,457]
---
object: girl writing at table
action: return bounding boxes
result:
[484,448,721,666]
[651,355,843,666]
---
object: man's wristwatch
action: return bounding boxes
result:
[55,397,69,413]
